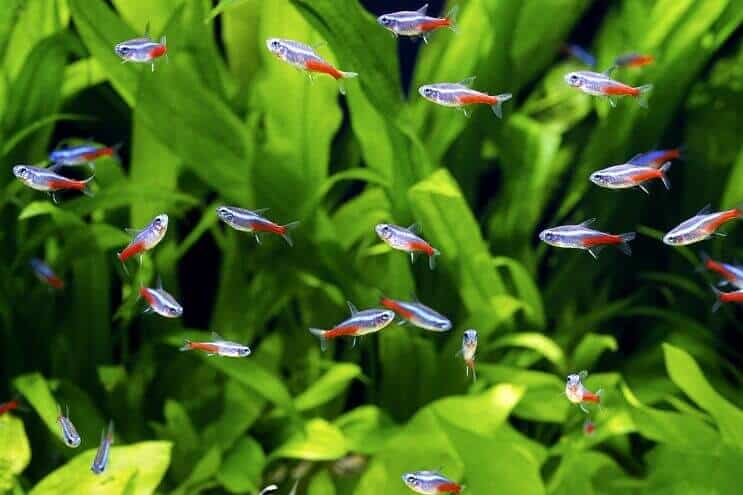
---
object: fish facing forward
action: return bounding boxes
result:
[590,161,671,194]
[118,214,169,263]
[266,38,358,94]
[180,332,252,357]
[91,421,114,475]
[700,252,743,289]
[539,219,636,259]
[140,278,183,318]
[402,470,463,494]
[57,405,81,448]
[308,302,395,351]
[418,77,512,118]
[380,296,452,332]
[377,4,458,44]
[216,206,299,246]
[663,205,742,246]
[565,371,602,414]
[460,329,478,382]
[375,223,441,269]
[30,259,64,290]
[564,69,652,107]
[115,32,167,72]
[13,164,93,202]
[49,143,119,166]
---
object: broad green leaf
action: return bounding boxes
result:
[13,373,62,442]
[489,333,565,371]
[643,443,742,494]
[548,450,633,495]
[334,406,399,456]
[220,0,262,87]
[0,415,31,490]
[29,441,172,495]
[271,419,348,461]
[294,363,362,411]
[571,333,618,371]
[217,436,265,494]
[663,344,743,446]
[308,469,336,495]
[173,446,221,495]
[493,256,546,329]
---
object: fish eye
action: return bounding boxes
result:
[380,16,391,25]
[169,307,180,315]
[424,88,433,96]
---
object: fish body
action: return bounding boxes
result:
[118,214,168,262]
[140,284,182,318]
[30,259,64,289]
[461,329,478,381]
[180,332,251,357]
[309,302,394,350]
[377,4,458,42]
[539,219,635,258]
[376,223,441,269]
[564,70,652,107]
[700,253,743,289]
[663,205,741,246]
[13,164,93,197]
[627,148,683,168]
[265,38,358,94]
[0,400,19,416]
[614,53,655,68]
[402,471,462,494]
[711,286,743,312]
[115,35,167,71]
[565,371,602,413]
[563,44,596,67]
[590,161,671,193]
[49,144,116,165]
[418,78,512,118]
[91,421,114,474]
[216,206,299,246]
[380,297,451,331]
[57,405,81,448]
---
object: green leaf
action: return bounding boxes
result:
[29,441,172,495]
[294,363,362,411]
[571,333,618,371]
[663,344,743,446]
[488,333,565,371]
[217,436,265,494]
[13,373,62,442]
[0,415,31,490]
[333,406,399,456]
[173,446,221,495]
[271,419,348,461]
[308,469,336,495]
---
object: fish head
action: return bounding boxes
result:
[539,228,559,244]
[402,473,422,491]
[266,38,288,58]
[374,310,395,329]
[565,373,583,392]
[12,165,32,183]
[432,319,453,331]
[377,14,395,29]
[418,85,440,102]
[237,346,252,358]
[150,214,169,235]
[163,300,183,318]
[375,223,394,241]
[662,230,688,246]
[463,329,478,348]
[564,71,585,88]
[216,206,236,224]
[589,171,610,186]
[114,41,137,59]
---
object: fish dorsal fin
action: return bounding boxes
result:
[253,208,270,215]
[417,3,429,15]
[144,20,151,39]
[696,204,713,216]
[410,291,421,303]
[627,153,644,165]
[48,163,65,173]
[156,275,163,290]
[312,41,327,51]
[347,301,358,315]
[458,76,476,87]
[124,227,142,236]
[602,65,616,77]
[407,223,421,234]
[578,370,588,380]
[580,218,597,227]
[211,331,226,342]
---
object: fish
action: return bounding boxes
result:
[700,252,743,289]
[562,44,596,67]
[565,371,602,413]
[265,38,358,95]
[30,259,64,289]
[308,301,395,351]
[663,205,742,246]
[377,4,458,44]
[115,26,167,72]
[626,147,683,168]
[460,329,478,382]
[539,219,636,259]
[13,164,94,202]
[583,419,596,436]
[380,296,451,331]
[589,161,671,194]
[259,486,279,495]
[216,206,299,246]
[402,470,463,494]
[710,286,743,312]
[49,143,119,166]
[564,69,653,107]
[140,278,183,318]
[0,400,19,416]
[91,421,114,475]
[117,214,169,263]
[57,404,81,448]
[614,52,655,68]
[375,223,441,269]
[418,77,512,118]
[180,332,252,357]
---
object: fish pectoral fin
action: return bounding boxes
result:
[607,97,617,108]
[351,337,358,348]
[254,233,262,244]
[588,246,604,259]
[638,184,650,195]
[461,107,472,118]
[714,232,728,238]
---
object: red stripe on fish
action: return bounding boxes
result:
[325,325,361,339]
[118,241,145,262]
[408,240,435,255]
[0,400,19,415]
[629,169,662,183]
[252,222,285,235]
[582,235,623,247]
[705,208,741,233]
[436,482,462,494]
[149,45,167,59]
[721,292,743,303]
[706,260,737,281]
[46,275,65,289]
[83,148,113,160]
[304,59,343,79]
[582,391,601,403]
[47,178,86,191]
[139,287,156,306]
[602,84,639,96]
[189,342,221,353]
[419,18,451,32]
[458,94,497,105]
[380,297,414,319]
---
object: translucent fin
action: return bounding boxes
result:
[491,93,512,119]
[696,204,713,216]
[308,328,328,351]
[179,339,192,352]
[254,233,261,244]
[580,218,597,227]
[417,3,429,14]
[211,331,227,342]
[347,301,358,315]
[636,84,653,108]
[259,485,279,495]
[429,248,441,270]
[281,221,300,247]
[407,223,421,234]
[638,184,650,195]
[447,5,459,32]
[618,232,636,256]
[458,76,476,87]
[659,161,672,190]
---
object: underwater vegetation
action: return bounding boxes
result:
[1,0,742,494]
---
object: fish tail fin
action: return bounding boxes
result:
[635,84,653,108]
[280,221,300,247]
[429,248,441,270]
[341,71,359,79]
[491,93,512,119]
[617,232,636,255]
[337,72,358,96]
[446,5,459,32]
[696,251,711,272]
[309,328,328,351]
[81,174,95,197]
[659,161,672,190]
[710,284,723,312]
[179,339,192,352]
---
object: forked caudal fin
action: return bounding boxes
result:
[659,161,672,190]
[179,339,192,352]
[617,232,636,256]
[337,72,358,96]
[429,248,441,270]
[491,93,512,118]
[710,285,723,312]
[447,5,459,32]
[309,328,328,351]
[635,84,653,108]
[280,221,300,247]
